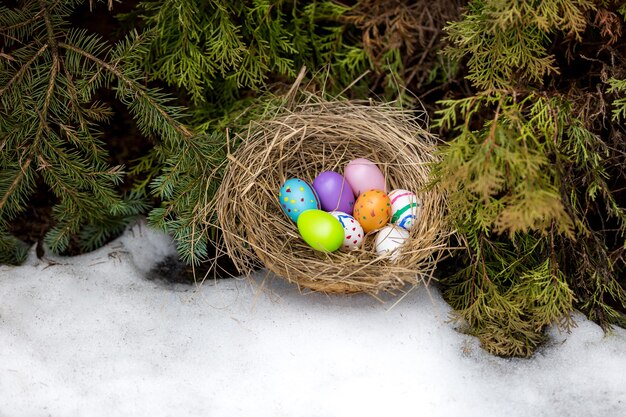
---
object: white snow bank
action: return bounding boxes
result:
[1,221,625,417]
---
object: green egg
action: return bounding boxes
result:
[296,209,344,252]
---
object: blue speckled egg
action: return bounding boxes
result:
[278,178,320,222]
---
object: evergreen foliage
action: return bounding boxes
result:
[343,0,464,103]
[443,0,594,89]
[0,0,191,261]
[128,0,367,124]
[434,0,626,356]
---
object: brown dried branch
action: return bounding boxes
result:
[345,0,465,89]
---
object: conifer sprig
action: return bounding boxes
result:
[129,0,362,122]
[434,92,575,239]
[0,0,198,260]
[443,0,594,89]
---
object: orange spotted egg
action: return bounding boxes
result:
[353,190,391,233]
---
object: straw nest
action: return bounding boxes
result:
[216,96,449,295]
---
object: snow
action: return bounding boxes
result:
[1,221,625,417]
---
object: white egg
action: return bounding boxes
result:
[388,189,421,231]
[375,225,410,260]
[330,211,364,250]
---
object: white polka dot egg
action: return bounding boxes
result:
[330,211,364,250]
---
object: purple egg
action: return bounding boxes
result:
[312,171,355,214]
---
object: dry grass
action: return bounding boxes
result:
[213,94,450,295]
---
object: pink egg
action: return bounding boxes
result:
[344,158,386,196]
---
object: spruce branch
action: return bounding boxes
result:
[39,0,61,118]
[0,44,48,96]
[0,159,32,212]
[0,0,197,256]
[57,41,194,140]
[0,7,45,34]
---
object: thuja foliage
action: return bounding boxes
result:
[443,0,595,90]
[433,0,626,356]
[128,0,370,125]
[344,0,463,96]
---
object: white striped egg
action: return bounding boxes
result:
[388,189,420,231]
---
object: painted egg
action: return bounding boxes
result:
[279,178,320,223]
[313,171,355,214]
[344,158,387,196]
[330,211,364,250]
[388,189,421,231]
[297,209,344,252]
[375,225,410,260]
[353,190,391,233]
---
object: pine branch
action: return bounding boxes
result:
[0,43,48,96]
[0,159,32,212]
[58,41,194,140]
[0,7,45,34]
[39,0,60,116]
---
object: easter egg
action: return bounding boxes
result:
[312,171,355,214]
[297,209,344,252]
[279,178,320,223]
[344,158,387,196]
[353,190,391,233]
[330,211,364,250]
[375,225,410,260]
[388,189,421,231]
